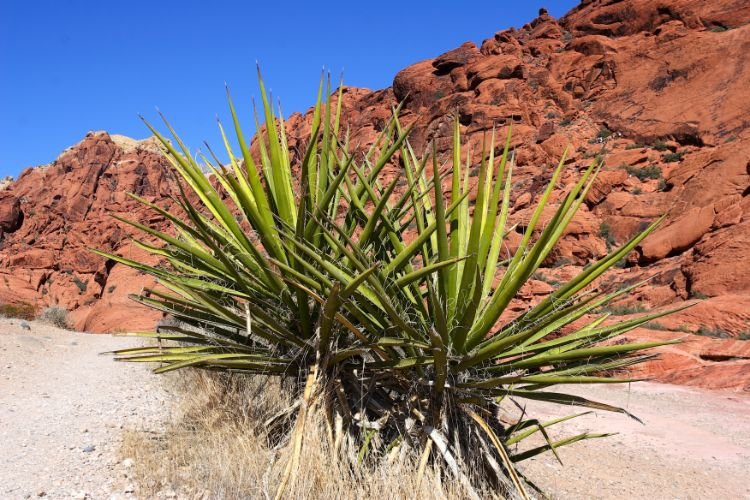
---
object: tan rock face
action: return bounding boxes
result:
[1,0,749,389]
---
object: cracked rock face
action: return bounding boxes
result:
[1,0,749,389]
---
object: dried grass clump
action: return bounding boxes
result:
[39,306,70,329]
[122,370,467,499]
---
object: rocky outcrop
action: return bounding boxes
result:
[0,132,175,332]
[275,0,750,389]
[1,0,749,389]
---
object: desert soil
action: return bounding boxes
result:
[0,318,171,499]
[1,317,749,499]
[517,382,750,499]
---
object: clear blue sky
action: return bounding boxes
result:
[0,0,578,178]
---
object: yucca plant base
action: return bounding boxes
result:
[98,73,682,499]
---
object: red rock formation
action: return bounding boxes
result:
[0,133,176,332]
[1,0,748,389]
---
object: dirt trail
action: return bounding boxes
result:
[518,382,750,499]
[1,317,749,499]
[0,319,170,499]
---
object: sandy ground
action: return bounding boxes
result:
[517,383,750,499]
[1,317,749,499]
[0,319,170,499]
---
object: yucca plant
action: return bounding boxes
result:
[97,72,682,499]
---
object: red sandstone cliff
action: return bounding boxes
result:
[1,0,748,389]
[0,134,176,332]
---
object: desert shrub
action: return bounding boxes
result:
[603,303,648,315]
[551,256,572,268]
[597,126,612,139]
[531,271,560,287]
[657,178,668,191]
[645,322,695,333]
[632,187,642,195]
[625,143,646,150]
[0,302,37,320]
[690,290,709,299]
[598,221,617,248]
[613,257,628,268]
[583,148,608,160]
[652,140,669,151]
[39,306,69,329]
[559,117,572,126]
[662,151,684,163]
[738,331,750,340]
[99,74,680,498]
[72,275,88,294]
[624,164,662,181]
[696,326,731,339]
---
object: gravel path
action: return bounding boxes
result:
[0,319,169,500]
[2,317,749,499]
[518,382,750,499]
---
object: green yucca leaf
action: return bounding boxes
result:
[382,189,470,277]
[478,127,508,266]
[505,412,591,446]
[256,67,297,228]
[465,151,569,350]
[225,88,277,231]
[460,375,639,391]
[394,256,465,288]
[499,389,643,421]
[520,216,666,329]
[318,283,342,358]
[431,141,451,307]
[481,153,514,300]
[511,432,613,463]
[358,174,400,248]
[495,340,676,372]
[456,136,489,309]
[370,356,435,369]
[446,116,462,324]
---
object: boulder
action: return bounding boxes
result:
[0,192,21,235]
